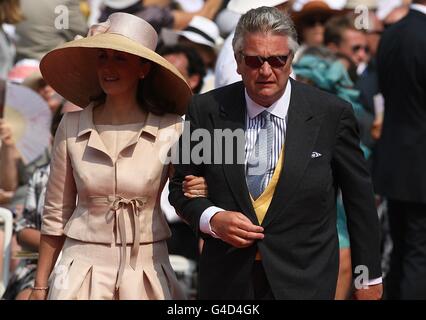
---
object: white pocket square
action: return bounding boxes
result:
[311,152,322,158]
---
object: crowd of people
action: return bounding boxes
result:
[0,0,425,300]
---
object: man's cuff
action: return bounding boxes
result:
[200,206,224,238]
[366,277,383,286]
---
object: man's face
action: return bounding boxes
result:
[236,32,292,107]
[338,29,369,66]
[164,53,190,81]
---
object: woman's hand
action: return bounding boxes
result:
[183,175,208,198]
[0,119,15,147]
[28,288,48,300]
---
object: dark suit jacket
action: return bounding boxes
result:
[169,79,382,299]
[373,9,426,203]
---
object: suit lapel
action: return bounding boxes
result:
[211,82,258,224]
[262,80,323,228]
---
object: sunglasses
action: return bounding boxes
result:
[304,16,328,27]
[240,52,289,69]
[351,45,370,54]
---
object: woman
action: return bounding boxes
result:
[291,1,339,63]
[29,13,202,300]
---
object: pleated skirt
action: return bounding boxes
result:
[47,237,186,300]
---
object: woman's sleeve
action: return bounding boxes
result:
[41,113,77,235]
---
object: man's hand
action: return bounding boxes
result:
[210,211,264,248]
[353,283,383,300]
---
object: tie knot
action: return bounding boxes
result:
[261,110,271,120]
[260,111,272,127]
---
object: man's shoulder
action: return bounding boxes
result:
[291,80,351,115]
[190,81,244,112]
[195,81,244,101]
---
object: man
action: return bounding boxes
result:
[170,6,382,300]
[373,0,426,300]
[159,44,206,94]
[324,14,375,162]
[324,14,369,71]
[214,0,292,88]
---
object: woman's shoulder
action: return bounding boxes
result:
[158,112,184,127]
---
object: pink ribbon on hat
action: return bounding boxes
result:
[75,13,158,51]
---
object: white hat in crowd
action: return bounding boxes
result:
[176,16,224,50]
[227,0,290,15]
[103,0,140,9]
[345,0,378,9]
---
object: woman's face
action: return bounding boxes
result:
[96,49,150,97]
[301,15,327,47]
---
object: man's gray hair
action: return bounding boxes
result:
[232,6,299,56]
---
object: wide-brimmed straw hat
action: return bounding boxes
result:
[40,13,192,115]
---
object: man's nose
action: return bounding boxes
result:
[259,61,273,76]
[358,48,369,63]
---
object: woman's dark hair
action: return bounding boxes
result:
[50,102,65,137]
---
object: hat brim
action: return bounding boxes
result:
[292,6,341,26]
[40,33,192,115]
[176,31,216,49]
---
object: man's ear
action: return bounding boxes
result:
[235,53,242,75]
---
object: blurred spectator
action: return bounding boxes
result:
[158,44,206,94]
[0,0,22,78]
[383,5,410,27]
[293,46,369,299]
[14,0,88,61]
[373,0,426,300]
[293,1,339,47]
[324,13,370,71]
[1,102,80,300]
[164,15,222,93]
[175,16,223,70]
[292,0,340,62]
[0,69,64,210]
[99,0,223,32]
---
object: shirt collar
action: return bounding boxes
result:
[411,4,426,15]
[245,80,292,120]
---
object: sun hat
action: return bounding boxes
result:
[227,0,290,14]
[40,13,192,115]
[176,16,224,51]
[292,1,341,26]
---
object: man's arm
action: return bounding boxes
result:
[332,103,383,300]
[169,96,216,237]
